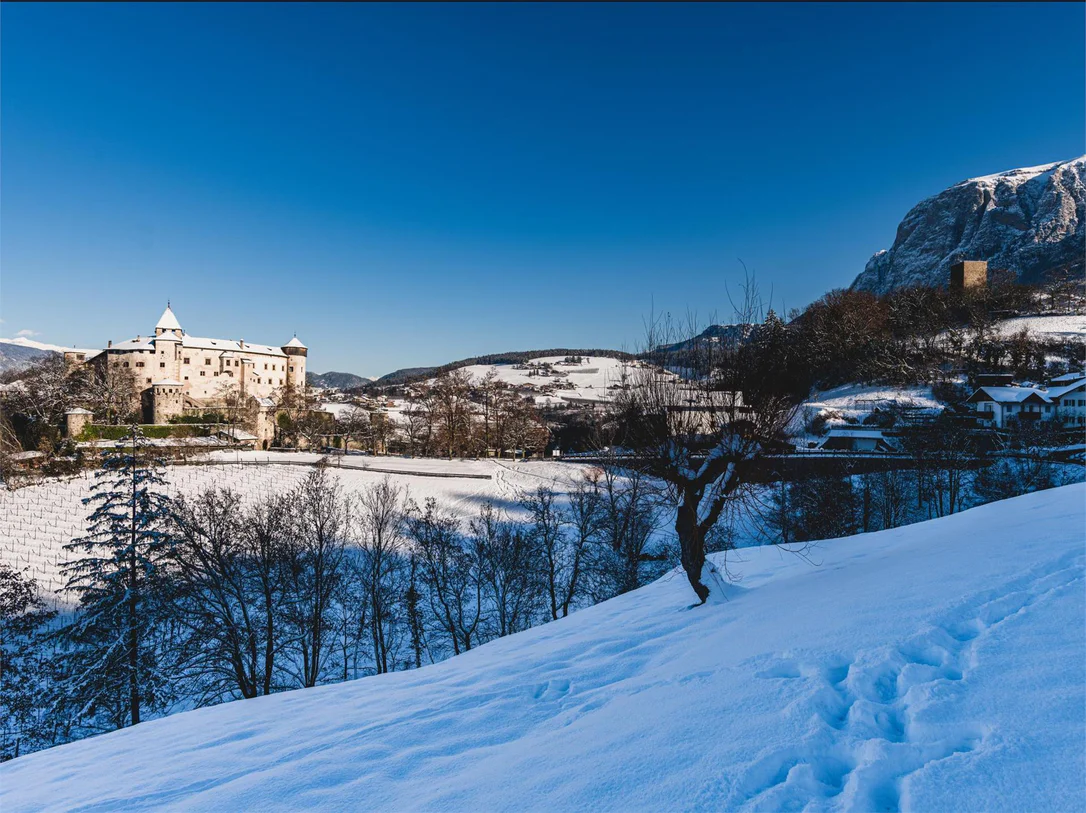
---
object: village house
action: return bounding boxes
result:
[966,374,1086,429]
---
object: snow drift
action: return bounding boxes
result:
[2,485,1083,812]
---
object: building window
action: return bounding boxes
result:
[205,358,212,365]
[123,362,130,368]
[184,376,189,381]
[146,378,152,383]
[264,364,268,370]
[160,362,166,368]
[214,372,220,376]
[136,362,145,368]
[184,357,190,364]
[200,371,206,377]
[290,366,294,372]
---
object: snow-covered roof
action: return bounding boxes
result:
[156,306,182,332]
[1049,372,1086,385]
[824,428,891,439]
[180,336,287,357]
[1047,379,1086,399]
[109,337,156,352]
[284,336,307,350]
[218,427,258,441]
[970,386,1050,404]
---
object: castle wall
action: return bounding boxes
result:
[105,344,299,403]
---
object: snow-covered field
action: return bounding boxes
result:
[993,313,1086,341]
[3,484,1082,812]
[0,454,587,607]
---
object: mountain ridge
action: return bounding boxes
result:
[852,156,1085,294]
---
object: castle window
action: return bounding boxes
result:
[264,364,268,370]
[205,359,212,365]
[184,376,189,381]
[136,362,145,368]
[290,366,294,372]
[184,357,190,365]
[200,371,206,377]
[146,378,152,384]
[214,372,220,376]
[123,362,130,368]
[160,362,166,368]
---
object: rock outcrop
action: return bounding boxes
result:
[852,157,1085,294]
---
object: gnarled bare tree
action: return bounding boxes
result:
[612,297,802,603]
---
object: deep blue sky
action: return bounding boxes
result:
[2,3,1083,376]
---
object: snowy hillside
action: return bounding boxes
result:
[3,485,1083,812]
[456,355,640,404]
[852,156,1085,294]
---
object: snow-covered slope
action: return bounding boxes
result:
[853,157,1086,294]
[456,355,638,403]
[3,485,1083,812]
[993,313,1086,342]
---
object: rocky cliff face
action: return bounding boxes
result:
[852,156,1085,294]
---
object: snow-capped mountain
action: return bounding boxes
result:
[852,157,1085,294]
[0,337,97,376]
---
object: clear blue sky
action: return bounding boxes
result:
[2,3,1083,376]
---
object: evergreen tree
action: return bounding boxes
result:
[58,425,176,731]
[0,565,56,761]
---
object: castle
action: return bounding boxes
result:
[88,305,307,424]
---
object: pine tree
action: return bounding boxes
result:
[0,565,57,760]
[58,425,176,731]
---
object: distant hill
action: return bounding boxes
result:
[370,349,633,389]
[852,156,1086,294]
[307,371,372,389]
[653,323,754,354]
[0,341,54,376]
[0,336,96,377]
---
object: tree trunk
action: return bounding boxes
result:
[674,499,709,604]
[129,447,141,726]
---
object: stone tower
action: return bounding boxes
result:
[65,407,94,439]
[282,335,308,390]
[950,260,988,291]
[148,380,184,424]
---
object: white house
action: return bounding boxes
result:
[967,375,1086,429]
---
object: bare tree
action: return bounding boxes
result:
[281,467,347,687]
[432,369,473,459]
[612,301,799,602]
[473,503,537,638]
[406,498,486,656]
[356,478,407,674]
